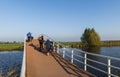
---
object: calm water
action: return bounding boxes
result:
[0,47,120,77]
[59,47,120,77]
[0,51,23,76]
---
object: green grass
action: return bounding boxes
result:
[60,42,82,48]
[0,43,24,51]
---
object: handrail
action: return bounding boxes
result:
[74,48,120,61]
[20,38,26,77]
[57,47,120,77]
[87,58,107,66]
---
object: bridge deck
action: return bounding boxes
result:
[26,39,95,77]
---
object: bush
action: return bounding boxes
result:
[81,28,101,48]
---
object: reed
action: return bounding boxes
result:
[0,70,2,77]
[0,43,23,51]
[0,64,21,77]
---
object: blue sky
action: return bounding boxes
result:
[0,0,120,42]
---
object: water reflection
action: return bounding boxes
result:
[87,47,100,54]
[0,51,23,77]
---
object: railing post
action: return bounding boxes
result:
[57,44,59,54]
[71,50,74,63]
[63,47,65,58]
[107,57,111,77]
[84,52,87,71]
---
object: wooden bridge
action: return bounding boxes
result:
[25,39,95,77]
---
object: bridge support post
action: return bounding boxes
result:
[71,50,74,63]
[107,57,111,77]
[63,47,65,58]
[57,44,59,54]
[84,52,87,71]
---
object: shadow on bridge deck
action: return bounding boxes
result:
[26,39,96,77]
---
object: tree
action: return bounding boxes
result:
[81,28,101,48]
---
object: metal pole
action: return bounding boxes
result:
[63,47,65,58]
[57,44,59,54]
[84,52,87,71]
[71,50,74,63]
[107,57,111,77]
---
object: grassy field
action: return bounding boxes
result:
[60,42,82,48]
[0,43,24,51]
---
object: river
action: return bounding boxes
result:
[0,47,120,77]
[0,51,23,77]
[59,47,120,77]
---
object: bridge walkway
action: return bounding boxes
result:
[26,39,95,77]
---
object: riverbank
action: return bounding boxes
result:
[0,43,24,51]
[61,40,120,48]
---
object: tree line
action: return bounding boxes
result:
[61,28,120,50]
[61,41,120,48]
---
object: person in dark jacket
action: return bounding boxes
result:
[38,36,44,51]
[46,39,52,56]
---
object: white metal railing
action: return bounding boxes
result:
[57,47,120,77]
[20,38,26,77]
